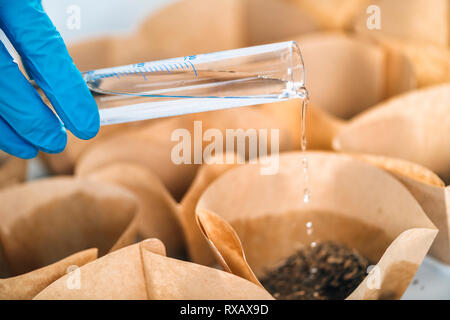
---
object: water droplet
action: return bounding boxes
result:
[302,157,308,168]
[297,87,309,99]
[303,188,310,203]
[306,221,313,235]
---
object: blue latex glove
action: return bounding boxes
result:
[0,1,99,159]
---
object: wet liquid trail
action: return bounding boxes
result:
[297,87,317,276]
[297,87,310,204]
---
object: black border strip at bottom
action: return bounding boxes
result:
[0,300,445,318]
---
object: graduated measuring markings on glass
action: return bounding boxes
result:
[88,55,198,82]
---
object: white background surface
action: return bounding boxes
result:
[14,0,450,300]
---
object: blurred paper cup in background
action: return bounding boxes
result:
[85,162,185,257]
[355,154,450,264]
[334,84,450,184]
[0,152,27,190]
[0,177,138,277]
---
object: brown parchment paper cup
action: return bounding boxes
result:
[245,0,319,45]
[196,209,262,288]
[0,249,97,300]
[179,153,243,264]
[34,239,273,300]
[354,154,445,188]
[34,241,151,299]
[195,152,437,299]
[85,162,185,257]
[355,33,450,89]
[0,177,138,277]
[334,84,450,183]
[392,180,450,264]
[354,155,450,264]
[0,152,27,190]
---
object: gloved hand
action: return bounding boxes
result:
[0,1,99,159]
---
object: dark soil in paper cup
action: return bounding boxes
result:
[261,242,370,300]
